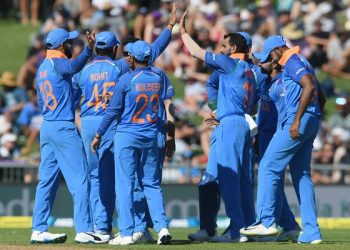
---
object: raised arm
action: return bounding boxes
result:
[180,10,206,61]
[55,31,95,76]
[148,3,177,65]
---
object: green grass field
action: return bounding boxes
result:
[0,228,349,249]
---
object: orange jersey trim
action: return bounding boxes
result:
[278,46,300,66]
[230,53,246,60]
[46,50,67,59]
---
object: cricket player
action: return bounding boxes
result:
[73,31,121,239]
[75,4,177,240]
[252,52,301,242]
[188,31,262,242]
[91,40,173,246]
[180,11,256,242]
[31,28,109,244]
[240,35,326,244]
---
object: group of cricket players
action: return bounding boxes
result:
[30,3,325,246]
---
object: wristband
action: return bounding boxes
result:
[167,122,175,138]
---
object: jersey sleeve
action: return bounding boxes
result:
[97,77,128,136]
[204,51,237,73]
[285,55,313,83]
[54,47,93,76]
[206,70,220,102]
[71,76,82,108]
[148,28,171,65]
[160,73,174,101]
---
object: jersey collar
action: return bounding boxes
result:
[134,66,151,73]
[94,55,113,61]
[278,46,300,66]
[46,50,67,59]
[230,53,246,60]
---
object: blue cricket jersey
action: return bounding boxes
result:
[268,73,286,127]
[74,28,171,117]
[205,52,257,119]
[256,74,278,132]
[205,53,264,114]
[279,46,321,120]
[74,56,122,117]
[36,48,92,121]
[97,66,170,139]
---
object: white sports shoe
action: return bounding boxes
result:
[109,234,133,245]
[132,232,148,244]
[30,231,67,244]
[277,226,301,242]
[298,239,322,244]
[240,223,279,236]
[75,232,110,244]
[157,228,172,245]
[212,230,248,243]
[188,229,217,242]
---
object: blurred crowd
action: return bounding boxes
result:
[1,0,350,184]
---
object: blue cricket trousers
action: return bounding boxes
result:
[133,130,166,232]
[81,116,115,233]
[32,120,93,233]
[258,129,298,231]
[114,132,168,236]
[256,113,321,242]
[216,115,255,238]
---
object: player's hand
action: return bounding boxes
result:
[290,120,301,139]
[86,31,96,50]
[91,135,101,153]
[165,137,176,159]
[179,9,189,34]
[204,112,219,127]
[168,3,178,27]
[98,92,112,104]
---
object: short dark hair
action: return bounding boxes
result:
[95,47,115,57]
[223,33,249,54]
[122,36,140,47]
[134,56,150,64]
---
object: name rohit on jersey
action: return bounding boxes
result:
[90,72,109,81]
[136,83,161,92]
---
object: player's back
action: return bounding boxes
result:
[117,67,166,139]
[217,61,257,120]
[77,57,122,117]
[36,58,75,121]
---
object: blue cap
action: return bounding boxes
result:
[95,31,120,49]
[46,28,79,49]
[253,35,286,63]
[125,40,151,62]
[237,32,252,48]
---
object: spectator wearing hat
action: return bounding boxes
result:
[0,71,28,114]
